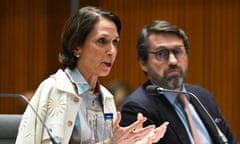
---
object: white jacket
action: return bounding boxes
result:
[16,69,116,144]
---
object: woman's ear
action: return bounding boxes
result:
[73,46,81,58]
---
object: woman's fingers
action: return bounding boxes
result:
[132,124,155,137]
[117,125,155,143]
[113,113,169,144]
[151,121,169,142]
[135,113,146,129]
[125,113,146,132]
[113,112,121,131]
[133,121,169,144]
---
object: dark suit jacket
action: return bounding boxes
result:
[120,81,238,144]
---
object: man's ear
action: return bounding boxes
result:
[73,46,81,58]
[139,60,148,72]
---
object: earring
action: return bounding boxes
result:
[75,54,80,58]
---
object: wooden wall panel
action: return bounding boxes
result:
[0,0,48,113]
[0,0,47,92]
[0,0,69,113]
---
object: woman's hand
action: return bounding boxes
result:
[113,112,169,144]
[135,121,169,144]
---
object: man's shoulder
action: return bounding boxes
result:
[125,85,146,100]
[123,82,161,106]
[184,83,216,104]
[184,83,212,94]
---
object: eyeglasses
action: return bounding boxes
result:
[148,47,185,62]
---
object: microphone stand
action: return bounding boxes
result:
[148,86,229,144]
[0,93,61,144]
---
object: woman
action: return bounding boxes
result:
[16,6,168,144]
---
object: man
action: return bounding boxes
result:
[120,20,237,144]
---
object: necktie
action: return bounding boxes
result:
[178,94,204,144]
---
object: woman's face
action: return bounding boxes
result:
[74,17,120,78]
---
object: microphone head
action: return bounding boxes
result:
[146,85,159,95]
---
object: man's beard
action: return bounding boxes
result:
[149,66,186,90]
[164,74,184,89]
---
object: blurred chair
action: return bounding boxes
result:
[0,114,22,144]
[0,94,25,144]
[108,80,132,110]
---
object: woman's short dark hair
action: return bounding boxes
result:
[59,6,121,69]
[137,20,189,62]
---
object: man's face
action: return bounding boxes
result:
[140,33,188,90]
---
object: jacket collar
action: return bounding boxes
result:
[64,67,90,95]
[53,69,77,94]
[54,68,114,98]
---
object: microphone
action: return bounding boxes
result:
[146,85,229,144]
[0,93,61,144]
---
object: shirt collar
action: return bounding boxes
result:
[164,84,189,105]
[65,67,90,95]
